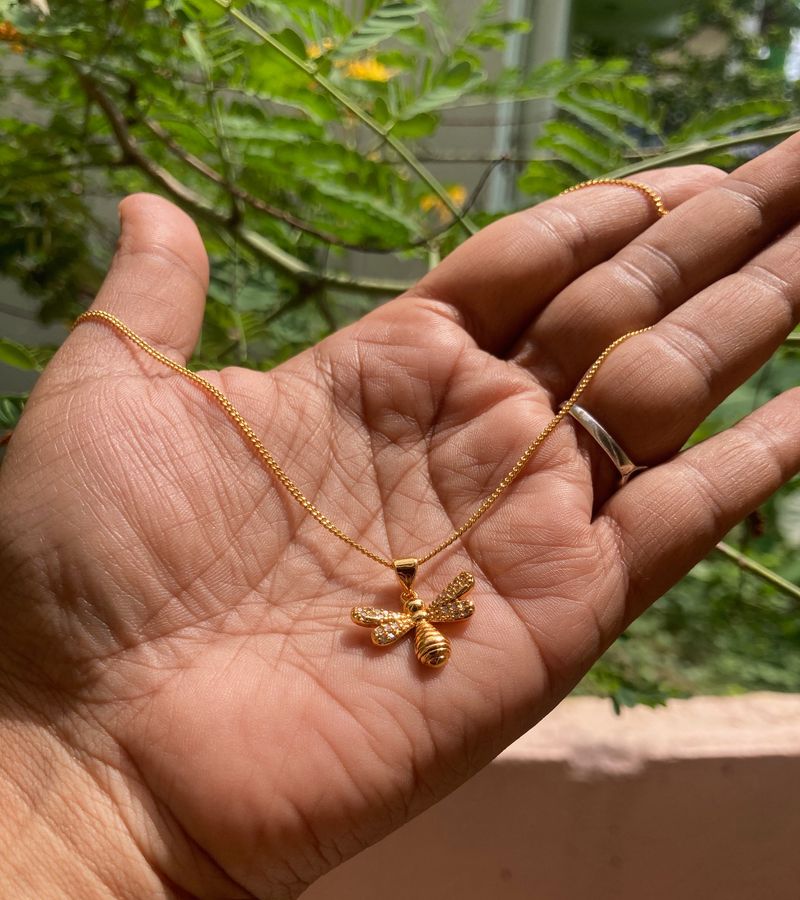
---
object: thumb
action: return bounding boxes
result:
[69,193,209,367]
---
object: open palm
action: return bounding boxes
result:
[2,136,800,899]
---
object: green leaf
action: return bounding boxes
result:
[535,119,621,178]
[400,60,485,117]
[390,111,437,137]
[274,27,307,61]
[517,159,575,197]
[0,395,26,431]
[371,95,392,125]
[441,60,474,88]
[240,45,340,120]
[218,110,325,142]
[466,20,530,50]
[182,23,211,73]
[476,58,632,105]
[174,0,228,21]
[556,78,659,142]
[673,99,789,143]
[335,1,427,58]
[0,338,44,371]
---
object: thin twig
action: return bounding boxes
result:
[416,152,534,163]
[607,123,800,178]
[715,540,800,603]
[0,302,38,320]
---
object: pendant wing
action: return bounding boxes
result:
[428,571,475,623]
[351,607,415,646]
[351,607,405,627]
[371,614,415,646]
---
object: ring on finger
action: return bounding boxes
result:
[560,402,648,487]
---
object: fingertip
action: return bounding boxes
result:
[69,192,211,366]
[117,193,210,292]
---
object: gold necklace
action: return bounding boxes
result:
[73,178,667,668]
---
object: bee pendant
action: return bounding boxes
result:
[351,559,475,668]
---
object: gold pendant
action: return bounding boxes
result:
[351,558,475,668]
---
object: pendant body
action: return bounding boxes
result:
[414,619,451,668]
[350,559,475,668]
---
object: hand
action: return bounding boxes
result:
[1,134,799,899]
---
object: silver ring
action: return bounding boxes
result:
[561,403,647,487]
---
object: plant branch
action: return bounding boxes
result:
[715,540,800,603]
[142,118,406,250]
[75,69,411,296]
[0,302,38,321]
[213,0,477,237]
[313,293,338,332]
[433,87,573,111]
[142,118,492,253]
[607,123,800,178]
[416,123,798,165]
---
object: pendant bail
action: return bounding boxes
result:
[393,558,418,593]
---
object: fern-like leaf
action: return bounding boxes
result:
[0,338,54,372]
[0,395,26,431]
[555,78,659,147]
[673,99,789,144]
[335,2,427,58]
[535,120,621,178]
[517,159,576,198]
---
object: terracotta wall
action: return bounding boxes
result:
[306,693,800,900]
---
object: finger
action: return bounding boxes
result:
[560,215,800,505]
[401,165,723,354]
[512,131,800,395]
[68,193,209,366]
[595,387,800,622]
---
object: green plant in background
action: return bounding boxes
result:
[0,0,799,709]
[523,0,800,192]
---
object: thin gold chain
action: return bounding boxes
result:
[72,178,665,570]
[560,178,669,218]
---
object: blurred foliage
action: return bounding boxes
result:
[578,346,800,711]
[522,0,800,192]
[0,0,799,706]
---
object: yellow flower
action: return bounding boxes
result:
[447,184,467,206]
[420,185,468,222]
[419,194,438,213]
[307,36,334,59]
[343,57,395,82]
[0,21,24,53]
[0,21,21,41]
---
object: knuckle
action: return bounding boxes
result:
[655,321,718,393]
[521,201,595,267]
[715,178,771,229]
[609,238,689,310]
[739,266,796,326]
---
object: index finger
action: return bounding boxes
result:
[513,130,800,399]
[402,165,723,354]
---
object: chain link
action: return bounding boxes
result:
[72,178,665,571]
[560,177,669,218]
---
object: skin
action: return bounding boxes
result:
[1,133,800,898]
